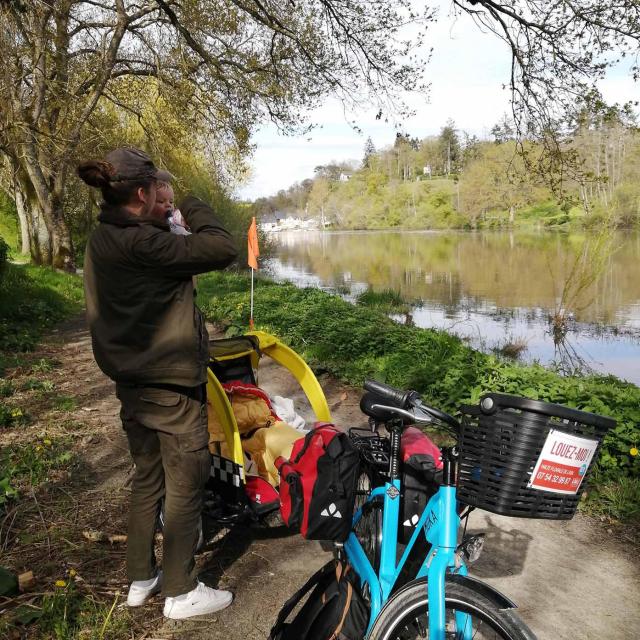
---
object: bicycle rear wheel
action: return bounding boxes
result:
[354,469,383,572]
[368,581,536,640]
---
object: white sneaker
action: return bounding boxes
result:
[127,572,162,607]
[163,581,233,619]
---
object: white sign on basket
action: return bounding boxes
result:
[527,429,599,495]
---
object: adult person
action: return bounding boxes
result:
[78,148,238,619]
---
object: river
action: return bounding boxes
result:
[265,229,640,385]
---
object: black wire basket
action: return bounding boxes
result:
[457,394,615,519]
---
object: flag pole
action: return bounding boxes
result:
[250,267,255,330]
[248,216,259,331]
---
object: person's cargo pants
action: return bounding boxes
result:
[116,383,209,597]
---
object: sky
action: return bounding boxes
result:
[236,4,638,201]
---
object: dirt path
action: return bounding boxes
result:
[3,314,638,639]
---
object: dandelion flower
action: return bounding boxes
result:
[55,580,67,588]
[43,439,52,446]
[631,447,639,457]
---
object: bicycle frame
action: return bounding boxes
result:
[345,456,473,639]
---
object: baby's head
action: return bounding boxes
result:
[152,181,174,220]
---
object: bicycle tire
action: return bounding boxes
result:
[354,469,383,572]
[355,468,374,511]
[368,580,537,640]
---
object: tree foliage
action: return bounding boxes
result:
[458,1,640,134]
[1,1,639,267]
[362,137,376,169]
[0,0,430,268]
[253,113,640,230]
[454,1,640,196]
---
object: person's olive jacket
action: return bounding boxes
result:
[83,195,238,387]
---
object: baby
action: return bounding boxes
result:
[153,181,198,291]
[153,181,190,235]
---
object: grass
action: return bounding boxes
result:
[21,378,55,393]
[0,260,165,639]
[0,203,21,255]
[582,475,640,522]
[30,357,59,373]
[0,259,144,640]
[0,263,80,431]
[0,438,74,499]
[198,270,640,522]
[0,264,83,372]
[0,576,132,639]
[0,379,14,397]
[356,288,411,314]
[0,403,30,429]
[52,395,77,412]
[0,412,138,639]
[0,405,135,639]
[493,337,528,360]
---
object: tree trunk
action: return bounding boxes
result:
[18,143,75,270]
[12,167,50,265]
[13,185,31,255]
[509,205,515,224]
[50,213,74,271]
[27,197,52,265]
[49,185,74,271]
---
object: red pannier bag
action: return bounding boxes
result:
[276,423,360,542]
[399,427,443,544]
[244,475,280,516]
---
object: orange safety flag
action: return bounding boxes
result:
[248,216,259,270]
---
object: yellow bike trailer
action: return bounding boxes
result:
[205,330,332,524]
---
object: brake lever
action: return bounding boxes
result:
[371,404,433,425]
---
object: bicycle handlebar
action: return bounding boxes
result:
[363,378,460,431]
[370,403,433,425]
[363,379,414,408]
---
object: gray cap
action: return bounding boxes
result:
[104,148,172,183]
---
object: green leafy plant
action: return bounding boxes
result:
[53,395,76,412]
[21,378,55,392]
[0,379,14,397]
[31,358,59,373]
[0,402,30,428]
[0,438,74,509]
[356,288,411,314]
[582,476,640,522]
[0,476,18,509]
[0,235,9,280]
[0,264,82,356]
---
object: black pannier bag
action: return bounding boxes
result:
[277,423,360,542]
[269,559,369,640]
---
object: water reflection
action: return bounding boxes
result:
[266,230,640,385]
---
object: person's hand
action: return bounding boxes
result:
[171,208,189,229]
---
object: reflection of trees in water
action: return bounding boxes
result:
[271,230,640,326]
[552,337,594,377]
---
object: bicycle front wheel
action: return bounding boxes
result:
[368,581,536,640]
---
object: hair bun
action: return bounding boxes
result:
[77,160,116,188]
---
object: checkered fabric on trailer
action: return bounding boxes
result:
[210,455,243,488]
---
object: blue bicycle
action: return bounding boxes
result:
[342,379,613,639]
